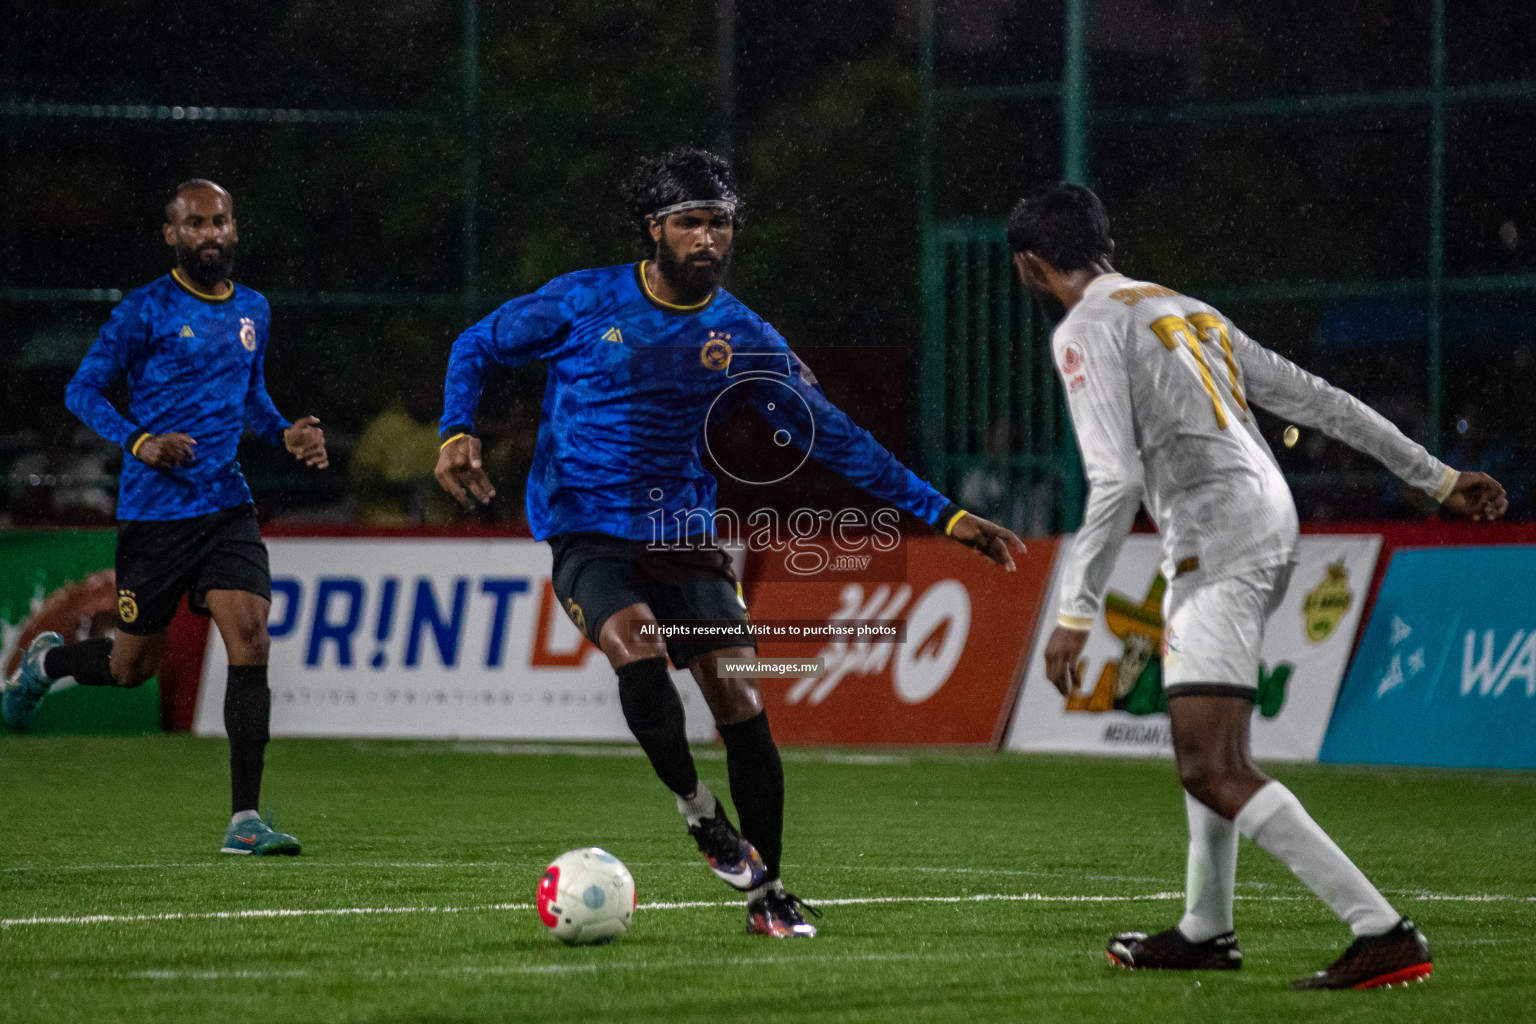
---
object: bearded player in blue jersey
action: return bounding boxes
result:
[2,180,328,856]
[435,149,1023,937]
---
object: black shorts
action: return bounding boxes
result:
[549,532,756,668]
[115,503,271,635]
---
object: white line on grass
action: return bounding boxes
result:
[111,949,1017,983]
[7,888,1532,930]
[0,892,1180,928]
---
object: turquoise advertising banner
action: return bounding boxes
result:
[1321,546,1536,769]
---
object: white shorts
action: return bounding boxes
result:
[1161,563,1294,697]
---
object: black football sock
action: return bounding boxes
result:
[224,665,271,815]
[616,656,700,798]
[42,637,115,686]
[719,711,785,882]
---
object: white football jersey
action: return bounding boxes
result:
[1053,273,1455,627]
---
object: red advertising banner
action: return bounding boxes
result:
[748,536,1059,745]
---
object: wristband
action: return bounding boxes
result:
[1058,614,1094,631]
[943,508,969,536]
[127,430,151,457]
[440,432,469,451]
[1431,468,1458,504]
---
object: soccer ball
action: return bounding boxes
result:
[536,847,636,945]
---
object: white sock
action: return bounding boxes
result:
[676,781,718,827]
[746,878,785,903]
[1178,791,1238,942]
[231,809,261,825]
[1235,781,1400,937]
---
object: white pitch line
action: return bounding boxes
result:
[111,949,1015,983]
[0,892,1183,929]
[6,888,1534,930]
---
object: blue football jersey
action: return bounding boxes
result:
[66,271,291,521]
[441,262,957,541]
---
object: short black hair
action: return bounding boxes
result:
[619,147,742,253]
[1006,183,1111,272]
[164,178,229,223]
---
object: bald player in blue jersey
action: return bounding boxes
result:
[436,148,1024,937]
[2,180,328,856]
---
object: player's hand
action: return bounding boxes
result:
[1043,625,1089,698]
[283,416,329,469]
[1441,471,1508,522]
[134,432,196,470]
[947,513,1026,571]
[435,434,496,508]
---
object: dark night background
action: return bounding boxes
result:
[3,0,1533,528]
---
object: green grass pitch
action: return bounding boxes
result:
[2,736,1532,1023]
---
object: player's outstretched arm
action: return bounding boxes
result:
[283,416,329,469]
[945,511,1026,571]
[1440,470,1508,522]
[1232,325,1465,503]
[434,434,496,508]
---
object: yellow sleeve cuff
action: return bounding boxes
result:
[1058,614,1094,631]
[440,432,469,451]
[943,509,969,536]
[1431,468,1458,504]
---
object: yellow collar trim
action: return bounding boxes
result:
[171,267,234,303]
[637,261,714,312]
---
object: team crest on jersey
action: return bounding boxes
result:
[1061,343,1084,375]
[1302,560,1353,644]
[239,317,257,352]
[117,589,139,624]
[1061,342,1087,392]
[701,331,732,371]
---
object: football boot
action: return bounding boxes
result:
[747,888,820,938]
[687,809,766,891]
[1107,927,1242,970]
[221,811,302,856]
[1292,918,1431,990]
[2,632,62,730]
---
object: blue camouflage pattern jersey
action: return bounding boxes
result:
[441,263,958,541]
[66,271,291,521]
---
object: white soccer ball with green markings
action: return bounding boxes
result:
[536,847,636,945]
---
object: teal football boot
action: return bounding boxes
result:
[3,632,63,730]
[221,810,302,856]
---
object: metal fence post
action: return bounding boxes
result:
[1427,0,1446,455]
[461,0,481,327]
[918,0,947,490]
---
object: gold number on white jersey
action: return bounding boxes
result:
[1149,314,1248,429]
[1187,313,1249,416]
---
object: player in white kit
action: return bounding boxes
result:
[1009,184,1507,990]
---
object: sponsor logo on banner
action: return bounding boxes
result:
[1061,569,1293,719]
[749,537,1057,745]
[1302,560,1353,643]
[1323,545,1536,769]
[1007,535,1380,761]
[193,539,716,740]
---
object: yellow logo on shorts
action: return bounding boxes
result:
[565,599,587,635]
[700,332,732,371]
[1303,560,1352,644]
[118,589,139,624]
[239,317,257,352]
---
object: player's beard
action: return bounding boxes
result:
[177,240,236,289]
[656,240,729,303]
